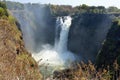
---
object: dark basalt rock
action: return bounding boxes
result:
[68,14,112,62]
[96,19,120,67]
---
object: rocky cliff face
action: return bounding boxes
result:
[0,18,42,80]
[13,11,111,61]
[7,2,115,62]
[68,14,112,61]
[96,19,120,67]
[12,9,113,62]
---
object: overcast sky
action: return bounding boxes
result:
[6,0,120,8]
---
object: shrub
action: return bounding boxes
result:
[0,7,5,17]
[0,1,8,16]
[0,1,7,9]
[8,15,16,24]
[53,60,120,80]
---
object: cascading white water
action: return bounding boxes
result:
[32,16,76,70]
[54,17,62,50]
[57,16,72,52]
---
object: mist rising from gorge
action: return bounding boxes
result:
[11,4,55,53]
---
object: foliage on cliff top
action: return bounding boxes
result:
[0,1,8,17]
[6,1,120,17]
[50,4,107,16]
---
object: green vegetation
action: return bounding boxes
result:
[50,4,107,16]
[0,1,7,9]
[107,6,120,13]
[50,5,73,16]
[6,1,120,17]
[0,1,18,23]
[50,4,120,16]
[74,5,106,14]
[0,1,8,17]
[0,7,6,16]
[8,15,16,24]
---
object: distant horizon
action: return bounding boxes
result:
[6,0,120,8]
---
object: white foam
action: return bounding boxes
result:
[32,16,76,70]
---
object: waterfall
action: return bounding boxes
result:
[10,4,76,67]
[57,16,72,53]
[54,17,62,50]
[32,16,76,68]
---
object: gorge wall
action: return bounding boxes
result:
[8,3,114,62]
[0,16,42,80]
[68,14,112,61]
[0,2,42,80]
[97,19,120,67]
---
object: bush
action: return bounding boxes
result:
[0,7,5,17]
[53,61,120,80]
[8,15,16,24]
[0,1,8,17]
[0,1,7,9]
[1,15,7,19]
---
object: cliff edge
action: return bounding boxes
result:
[0,2,42,80]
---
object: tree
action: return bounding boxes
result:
[0,1,7,9]
[97,6,106,13]
[107,6,119,13]
[81,4,88,10]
